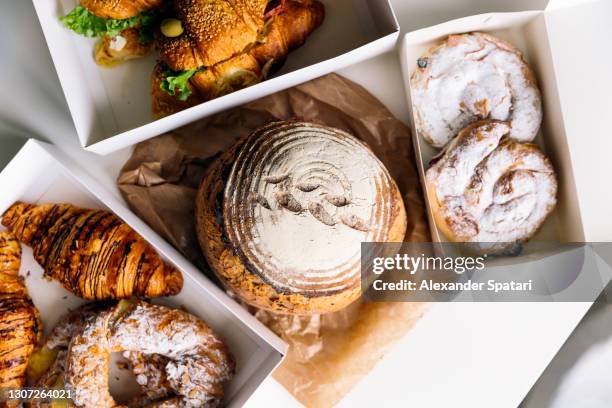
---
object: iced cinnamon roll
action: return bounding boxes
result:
[425,120,557,248]
[195,121,407,314]
[411,32,543,148]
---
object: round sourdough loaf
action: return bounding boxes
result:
[195,121,407,314]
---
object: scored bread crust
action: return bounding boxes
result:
[195,122,407,315]
[80,0,164,19]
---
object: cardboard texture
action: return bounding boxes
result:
[0,140,285,408]
[32,0,399,155]
[117,73,430,407]
[543,0,612,241]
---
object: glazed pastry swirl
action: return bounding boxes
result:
[425,120,557,244]
[411,32,543,148]
[223,121,400,296]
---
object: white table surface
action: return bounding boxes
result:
[0,1,592,407]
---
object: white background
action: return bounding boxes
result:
[0,1,593,407]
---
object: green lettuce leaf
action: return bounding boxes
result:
[60,6,157,44]
[160,68,201,101]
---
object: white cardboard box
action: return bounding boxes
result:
[399,0,611,247]
[0,139,287,407]
[32,0,399,155]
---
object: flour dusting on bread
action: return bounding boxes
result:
[223,122,403,296]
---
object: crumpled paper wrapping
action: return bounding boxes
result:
[118,73,430,407]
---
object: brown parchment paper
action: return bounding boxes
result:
[118,73,431,407]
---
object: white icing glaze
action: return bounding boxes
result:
[411,32,543,148]
[426,120,557,244]
[223,121,399,295]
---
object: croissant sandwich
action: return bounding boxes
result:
[1,202,183,301]
[153,0,325,116]
[0,231,41,408]
[60,0,166,66]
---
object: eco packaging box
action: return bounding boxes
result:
[399,0,611,252]
[32,0,400,155]
[0,139,287,407]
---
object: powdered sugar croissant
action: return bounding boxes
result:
[411,32,543,148]
[29,301,234,408]
[425,120,557,247]
[1,202,183,300]
[67,301,234,407]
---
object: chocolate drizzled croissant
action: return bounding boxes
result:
[1,202,183,300]
[0,231,41,408]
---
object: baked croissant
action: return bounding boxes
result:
[153,0,325,116]
[0,231,41,408]
[80,0,164,20]
[60,0,165,66]
[1,202,183,300]
[66,300,234,407]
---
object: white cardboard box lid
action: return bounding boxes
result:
[32,0,399,155]
[0,139,287,407]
